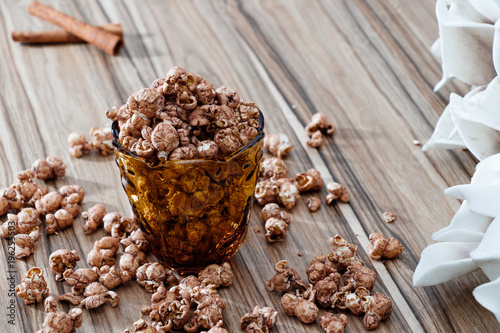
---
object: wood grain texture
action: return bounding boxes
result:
[0,0,498,332]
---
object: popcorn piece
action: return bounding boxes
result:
[99,265,131,289]
[184,315,201,333]
[259,157,288,180]
[383,212,396,223]
[197,80,216,105]
[177,124,192,147]
[31,159,52,181]
[197,140,219,159]
[313,273,342,308]
[214,126,241,155]
[277,180,300,210]
[306,113,336,136]
[306,130,323,148]
[13,170,39,202]
[340,261,377,292]
[121,113,149,138]
[239,305,278,333]
[264,133,293,158]
[126,137,155,158]
[176,79,199,110]
[306,254,338,285]
[152,122,180,156]
[198,262,233,288]
[3,187,23,212]
[31,156,66,180]
[170,145,196,161]
[141,284,181,321]
[68,133,91,158]
[0,214,16,239]
[60,193,81,218]
[216,86,240,109]
[49,249,81,281]
[162,66,187,94]
[103,212,136,239]
[82,204,107,234]
[89,127,113,155]
[159,299,191,330]
[27,186,49,207]
[239,127,259,145]
[45,209,74,235]
[195,294,226,329]
[295,169,323,193]
[189,107,210,127]
[366,294,392,330]
[87,236,120,268]
[136,262,168,293]
[254,180,279,206]
[14,229,39,259]
[15,267,49,304]
[326,182,350,204]
[266,260,307,293]
[337,289,392,330]
[334,287,370,315]
[37,297,83,333]
[367,232,404,260]
[57,293,84,306]
[320,313,348,333]
[119,244,147,277]
[307,196,321,212]
[120,228,150,253]
[213,105,237,129]
[327,235,359,271]
[265,217,289,243]
[280,293,319,324]
[59,185,85,203]
[16,169,35,183]
[35,191,63,214]
[127,88,164,120]
[79,282,120,309]
[0,208,40,238]
[260,203,291,226]
[261,203,281,222]
[62,267,99,295]
[280,292,297,317]
[105,105,126,122]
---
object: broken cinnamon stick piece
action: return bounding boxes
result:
[27,1,123,55]
[11,23,122,44]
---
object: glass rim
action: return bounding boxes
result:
[112,110,264,168]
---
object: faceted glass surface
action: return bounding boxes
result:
[112,113,264,274]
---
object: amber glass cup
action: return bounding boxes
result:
[112,113,264,274]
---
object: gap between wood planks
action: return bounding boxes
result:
[241,38,425,333]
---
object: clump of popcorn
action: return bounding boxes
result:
[0,157,85,259]
[138,264,234,332]
[305,112,335,148]
[15,267,49,305]
[106,66,261,162]
[266,234,397,330]
[68,127,113,158]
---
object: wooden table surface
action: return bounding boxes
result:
[1,0,498,332]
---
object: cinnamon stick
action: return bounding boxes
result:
[27,1,123,55]
[12,23,122,44]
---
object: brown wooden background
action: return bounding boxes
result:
[1,0,498,332]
